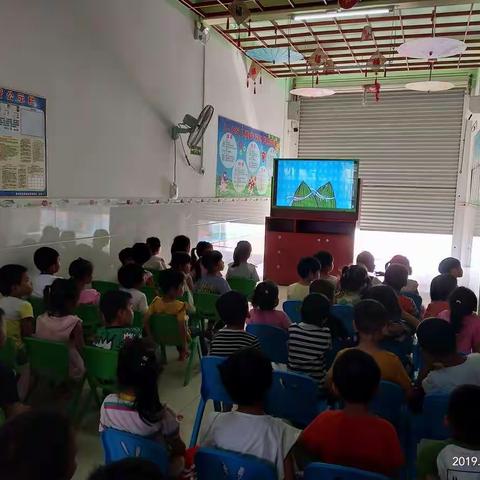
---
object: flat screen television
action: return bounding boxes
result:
[272,158,359,213]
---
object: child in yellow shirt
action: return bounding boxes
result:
[327,299,412,394]
[144,270,189,360]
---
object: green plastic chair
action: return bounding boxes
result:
[149,314,201,386]
[133,311,145,329]
[141,286,157,305]
[75,304,103,340]
[29,297,45,319]
[92,281,119,296]
[193,293,220,322]
[82,346,118,407]
[227,278,257,298]
[0,337,16,369]
[24,337,83,417]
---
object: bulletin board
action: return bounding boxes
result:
[0,88,47,197]
[216,116,280,198]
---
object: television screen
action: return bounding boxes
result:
[273,159,359,212]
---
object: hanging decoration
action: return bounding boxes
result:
[397,37,466,60]
[307,48,326,71]
[404,61,454,92]
[324,59,335,74]
[362,79,381,104]
[247,61,262,94]
[361,25,373,41]
[367,51,386,73]
[228,0,251,25]
[247,47,304,65]
[339,0,359,9]
[290,87,335,98]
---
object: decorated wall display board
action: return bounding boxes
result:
[0,88,47,196]
[216,116,280,198]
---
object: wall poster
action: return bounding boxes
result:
[216,116,280,198]
[0,87,46,196]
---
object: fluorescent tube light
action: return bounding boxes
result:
[294,8,391,21]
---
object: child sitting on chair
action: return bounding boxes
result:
[88,458,166,480]
[69,258,100,305]
[335,265,370,306]
[36,279,85,380]
[118,264,148,314]
[247,281,290,332]
[119,247,134,266]
[356,251,381,286]
[100,339,186,477]
[199,348,300,480]
[194,251,230,296]
[300,349,404,477]
[190,241,213,282]
[288,294,331,389]
[170,252,195,313]
[424,274,457,319]
[314,250,337,287]
[226,241,259,283]
[287,257,321,302]
[144,237,167,271]
[144,270,189,361]
[209,291,259,357]
[327,299,411,394]
[417,385,480,480]
[417,318,480,394]
[438,257,463,279]
[93,290,142,351]
[0,265,34,350]
[32,247,61,298]
[385,255,419,294]
[309,279,336,304]
[132,243,155,287]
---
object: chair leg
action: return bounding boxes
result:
[184,338,199,386]
[189,399,206,448]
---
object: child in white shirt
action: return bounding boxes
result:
[118,264,148,314]
[287,257,321,301]
[226,241,259,283]
[144,237,167,271]
[200,348,300,480]
[32,247,61,298]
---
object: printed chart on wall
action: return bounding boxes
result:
[0,88,47,196]
[216,116,280,198]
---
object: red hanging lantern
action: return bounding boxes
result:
[361,25,373,41]
[338,0,359,9]
[247,61,261,94]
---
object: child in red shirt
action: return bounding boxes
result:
[300,349,404,477]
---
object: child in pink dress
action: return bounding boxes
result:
[69,257,100,305]
[247,281,291,331]
[36,279,85,380]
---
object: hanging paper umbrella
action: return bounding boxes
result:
[367,51,386,73]
[228,0,251,25]
[247,47,304,65]
[361,25,373,41]
[247,61,262,94]
[339,0,359,9]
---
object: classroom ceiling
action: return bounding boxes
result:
[176,1,480,78]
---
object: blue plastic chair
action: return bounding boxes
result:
[266,370,325,428]
[370,381,405,429]
[246,324,288,364]
[190,356,232,447]
[282,301,302,323]
[330,305,355,338]
[195,447,277,480]
[422,393,450,440]
[101,428,168,475]
[305,462,389,480]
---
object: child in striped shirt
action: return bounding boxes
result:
[288,293,332,389]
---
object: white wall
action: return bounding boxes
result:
[0,0,286,275]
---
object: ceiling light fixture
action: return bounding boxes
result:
[294,8,391,21]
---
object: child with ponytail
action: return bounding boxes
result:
[226,241,259,282]
[190,241,213,282]
[439,287,480,353]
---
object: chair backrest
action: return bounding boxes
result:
[330,305,355,338]
[0,337,16,369]
[29,297,45,319]
[200,356,232,404]
[101,428,168,475]
[149,314,183,347]
[401,291,422,312]
[75,304,103,338]
[195,447,277,480]
[423,393,450,440]
[83,346,118,384]
[282,300,302,323]
[227,278,257,298]
[369,381,405,428]
[193,293,220,320]
[304,462,389,480]
[265,370,320,427]
[24,337,69,382]
[141,286,157,305]
[133,311,144,329]
[246,324,288,364]
[379,337,413,367]
[92,281,119,296]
